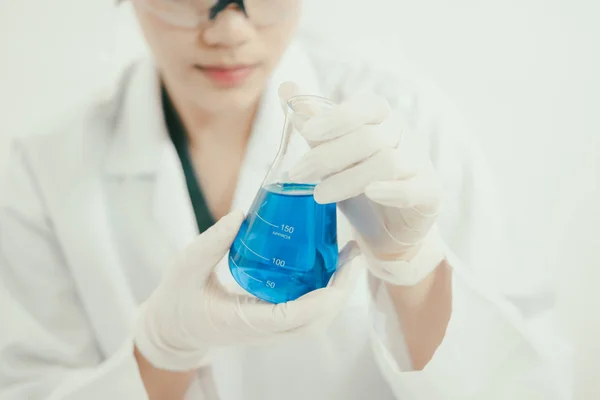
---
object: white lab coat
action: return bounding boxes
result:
[0,39,571,399]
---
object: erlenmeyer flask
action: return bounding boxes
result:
[229,95,338,304]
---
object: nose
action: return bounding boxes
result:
[202,6,255,48]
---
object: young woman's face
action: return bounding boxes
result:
[132,0,301,112]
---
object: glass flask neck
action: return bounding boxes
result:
[262,95,335,189]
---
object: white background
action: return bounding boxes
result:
[1,0,599,398]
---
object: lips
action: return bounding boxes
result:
[195,64,257,87]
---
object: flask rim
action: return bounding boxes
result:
[287,95,335,115]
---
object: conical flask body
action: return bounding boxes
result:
[228,96,339,304]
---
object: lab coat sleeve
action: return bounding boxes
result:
[0,143,149,399]
[364,69,574,399]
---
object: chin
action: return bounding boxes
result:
[209,88,261,111]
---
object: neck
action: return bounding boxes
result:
[164,82,258,151]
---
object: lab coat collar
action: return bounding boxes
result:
[103,41,322,178]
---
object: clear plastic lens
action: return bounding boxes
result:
[140,0,212,27]
[244,0,293,26]
[144,0,211,13]
[138,0,292,28]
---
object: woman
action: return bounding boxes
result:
[0,0,571,399]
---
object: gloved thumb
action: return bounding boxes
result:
[278,81,334,148]
[278,81,325,116]
[278,81,302,114]
[181,210,245,277]
[328,240,362,290]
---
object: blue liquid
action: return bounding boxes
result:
[229,183,338,304]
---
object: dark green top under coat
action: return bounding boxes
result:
[161,85,216,234]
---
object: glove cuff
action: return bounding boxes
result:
[361,225,447,286]
[134,303,211,372]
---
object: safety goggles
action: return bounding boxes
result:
[133,0,294,28]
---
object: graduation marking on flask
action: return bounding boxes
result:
[229,256,264,283]
[240,239,270,261]
[228,183,338,304]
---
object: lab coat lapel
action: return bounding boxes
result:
[57,175,138,357]
[51,109,139,358]
[105,59,199,253]
[152,144,199,252]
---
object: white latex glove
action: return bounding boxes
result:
[281,82,446,286]
[135,211,360,371]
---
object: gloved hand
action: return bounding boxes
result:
[280,82,446,286]
[134,211,360,371]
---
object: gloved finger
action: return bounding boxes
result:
[286,253,363,335]
[364,172,443,214]
[278,81,329,120]
[288,118,402,183]
[232,285,347,334]
[313,148,415,204]
[181,210,245,277]
[278,81,301,114]
[278,81,337,143]
[339,240,362,267]
[327,240,362,289]
[289,249,363,336]
[297,92,391,142]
